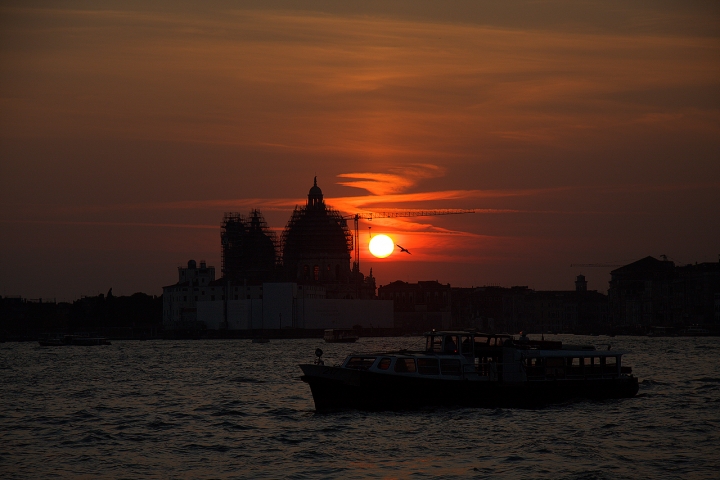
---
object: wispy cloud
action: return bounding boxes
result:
[337,164,445,195]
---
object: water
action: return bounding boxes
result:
[1,336,718,479]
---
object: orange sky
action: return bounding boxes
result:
[1,1,719,299]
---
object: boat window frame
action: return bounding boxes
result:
[475,336,489,347]
[460,335,474,357]
[568,357,583,377]
[394,357,417,373]
[444,335,459,354]
[417,357,440,375]
[524,357,542,378]
[440,358,461,376]
[605,356,617,375]
[426,335,443,353]
[377,357,392,370]
[345,356,377,371]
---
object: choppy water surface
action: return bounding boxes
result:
[1,336,719,479]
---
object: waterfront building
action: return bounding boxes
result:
[378,280,452,332]
[162,259,220,329]
[450,277,608,335]
[609,256,720,328]
[162,178,390,332]
[672,261,720,326]
[608,256,675,327]
[195,282,392,330]
[163,270,392,331]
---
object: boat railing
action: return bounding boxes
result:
[524,361,625,381]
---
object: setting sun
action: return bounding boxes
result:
[368,234,394,258]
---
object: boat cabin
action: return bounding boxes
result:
[339,330,630,383]
[324,329,358,343]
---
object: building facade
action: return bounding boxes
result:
[609,256,720,329]
[378,280,452,332]
[162,260,219,329]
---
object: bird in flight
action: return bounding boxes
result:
[396,245,411,255]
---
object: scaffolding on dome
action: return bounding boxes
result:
[281,204,353,282]
[221,210,279,283]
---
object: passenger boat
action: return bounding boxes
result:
[323,329,358,343]
[299,330,639,411]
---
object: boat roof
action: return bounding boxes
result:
[341,349,630,361]
[520,349,629,357]
[424,330,512,337]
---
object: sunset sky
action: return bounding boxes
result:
[1,1,719,300]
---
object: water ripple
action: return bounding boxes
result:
[1,337,719,478]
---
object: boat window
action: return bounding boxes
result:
[417,358,440,375]
[440,359,461,376]
[426,335,443,353]
[394,358,417,373]
[444,335,459,354]
[345,357,376,370]
[460,336,473,356]
[605,356,617,371]
[568,358,582,375]
[377,358,391,370]
[526,358,543,376]
[546,358,564,368]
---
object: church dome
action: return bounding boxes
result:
[307,176,323,208]
[282,178,352,283]
[221,210,278,283]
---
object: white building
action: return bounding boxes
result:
[164,260,393,331]
[163,259,220,329]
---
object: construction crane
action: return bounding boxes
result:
[344,209,476,277]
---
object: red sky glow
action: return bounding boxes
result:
[1,1,718,299]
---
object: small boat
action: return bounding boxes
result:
[300,330,639,411]
[38,333,111,346]
[38,333,69,346]
[323,329,358,343]
[70,335,111,346]
[681,327,710,337]
[251,337,269,344]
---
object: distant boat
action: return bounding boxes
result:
[71,335,112,346]
[38,334,67,346]
[38,333,111,346]
[324,329,358,343]
[251,337,269,344]
[682,327,710,337]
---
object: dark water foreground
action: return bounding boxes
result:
[1,336,718,479]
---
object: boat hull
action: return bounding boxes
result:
[300,364,639,411]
